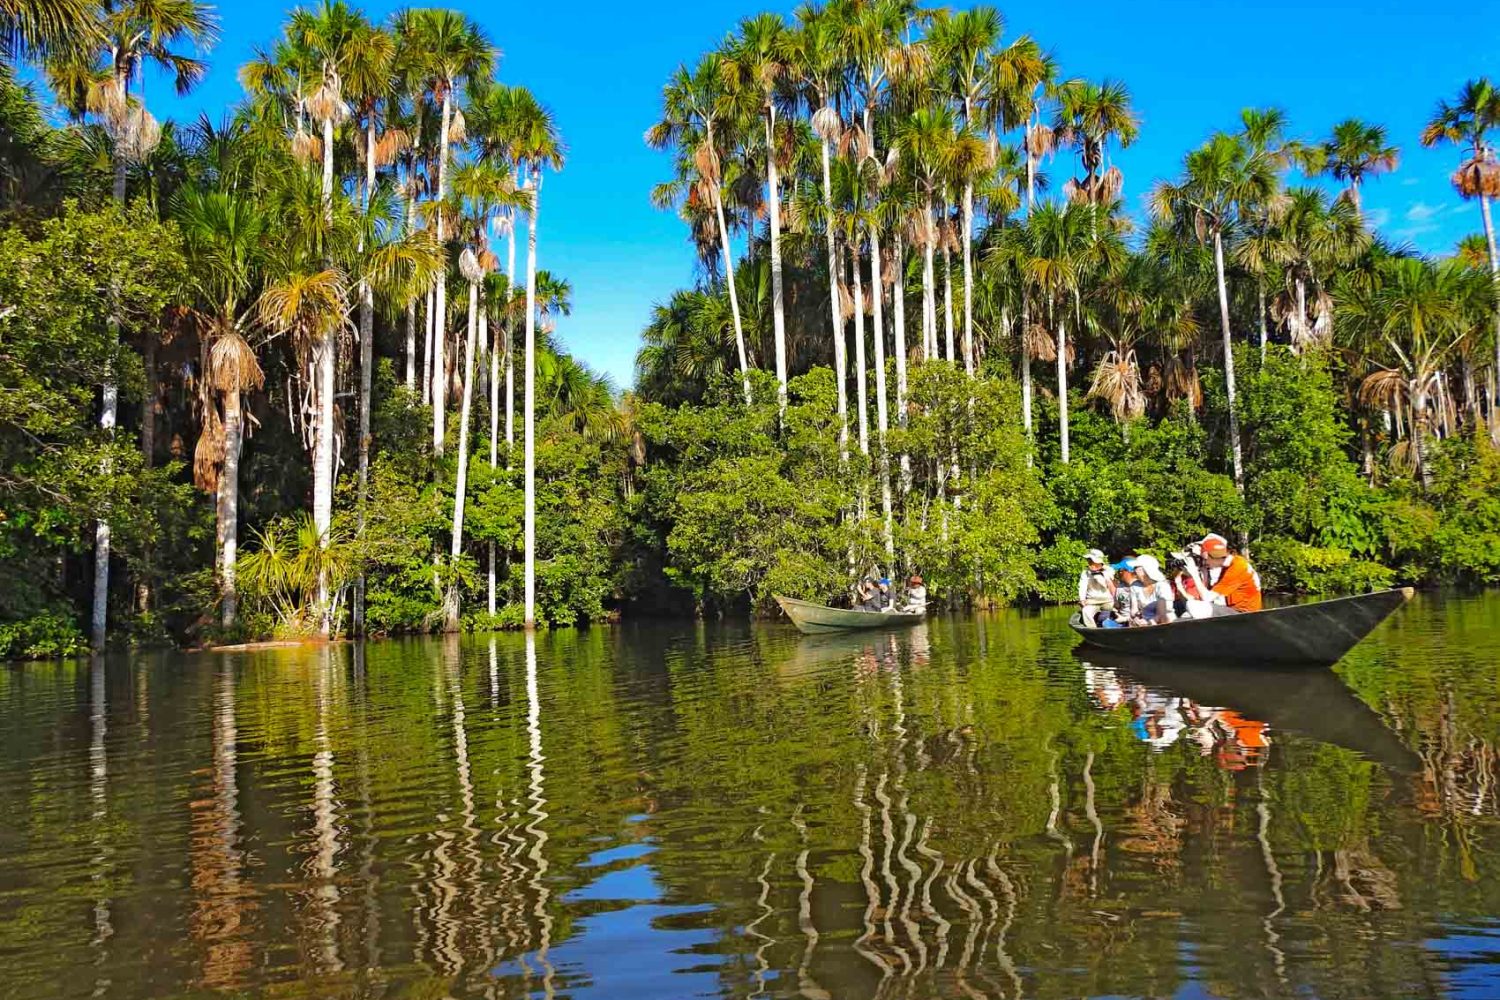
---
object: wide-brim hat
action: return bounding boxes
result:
[1085,548,1106,564]
[1134,554,1165,582]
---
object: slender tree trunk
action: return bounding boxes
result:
[870,220,893,563]
[820,139,848,463]
[488,299,499,618]
[1056,308,1069,464]
[707,124,751,405]
[1214,231,1245,493]
[506,208,517,455]
[93,103,131,649]
[523,180,540,627]
[766,107,788,414]
[423,286,435,406]
[447,277,481,629]
[1257,276,1268,360]
[1294,277,1308,352]
[220,390,244,628]
[405,186,418,393]
[355,123,377,636]
[852,237,869,456]
[1480,192,1500,444]
[311,111,338,632]
[942,241,955,364]
[141,339,156,465]
[1412,380,1432,491]
[961,182,975,378]
[922,206,937,361]
[433,90,454,456]
[893,229,910,494]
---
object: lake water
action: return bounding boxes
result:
[4,593,1500,999]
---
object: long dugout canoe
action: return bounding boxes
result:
[1068,587,1414,666]
[774,595,925,635]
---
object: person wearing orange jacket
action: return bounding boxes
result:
[1199,534,1262,612]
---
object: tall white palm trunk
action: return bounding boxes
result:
[819,137,848,462]
[423,286,436,405]
[922,205,938,361]
[313,112,337,632]
[942,241,955,364]
[523,178,540,627]
[852,239,869,455]
[1213,230,1245,492]
[1022,141,1036,461]
[355,122,377,635]
[961,182,975,378]
[706,124,752,405]
[1479,191,1500,441]
[488,287,499,616]
[766,107,788,413]
[869,221,893,563]
[448,271,482,629]
[892,228,910,493]
[433,89,454,456]
[219,389,244,627]
[506,206,518,454]
[405,186,418,391]
[1056,312,1070,464]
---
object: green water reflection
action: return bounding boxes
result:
[3,593,1500,999]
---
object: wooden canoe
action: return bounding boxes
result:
[1068,587,1413,666]
[775,595,924,635]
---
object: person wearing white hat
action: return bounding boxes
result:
[1077,549,1115,627]
[1131,554,1176,623]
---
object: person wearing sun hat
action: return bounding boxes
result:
[1198,533,1262,612]
[1132,554,1176,623]
[1077,548,1115,627]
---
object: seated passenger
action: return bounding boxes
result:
[1132,554,1175,623]
[1199,535,1262,612]
[855,575,883,611]
[1077,549,1115,627]
[902,575,927,614]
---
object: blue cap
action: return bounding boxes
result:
[879,578,890,585]
[1112,559,1137,571]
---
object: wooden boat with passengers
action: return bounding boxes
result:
[1069,587,1414,666]
[775,595,925,635]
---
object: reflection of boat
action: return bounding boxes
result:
[1068,587,1413,666]
[774,595,924,634]
[1074,649,1422,773]
[771,627,930,680]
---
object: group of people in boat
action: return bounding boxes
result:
[1077,533,1262,628]
[855,573,927,615]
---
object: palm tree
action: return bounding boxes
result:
[724,12,790,413]
[176,188,266,628]
[398,8,494,456]
[1422,78,1500,436]
[1339,257,1482,488]
[53,0,217,648]
[929,5,1001,379]
[502,87,564,628]
[646,55,753,404]
[1052,78,1138,209]
[1313,118,1399,220]
[1,0,98,62]
[896,107,958,365]
[787,4,847,455]
[1264,186,1370,351]
[1153,131,1279,493]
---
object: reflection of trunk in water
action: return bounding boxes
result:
[1255,769,1287,987]
[1083,751,1103,894]
[352,645,381,975]
[189,657,254,990]
[746,846,777,998]
[1045,746,1074,856]
[89,656,112,997]
[790,805,830,1000]
[985,847,1023,999]
[523,632,556,996]
[913,818,952,969]
[888,665,928,973]
[963,857,1009,999]
[852,765,895,979]
[309,647,343,974]
[444,640,484,977]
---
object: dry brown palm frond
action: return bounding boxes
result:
[477,248,500,273]
[1388,436,1418,475]
[1025,321,1056,361]
[1163,355,1202,408]
[840,123,871,163]
[782,198,803,234]
[1099,165,1124,203]
[1453,154,1500,199]
[375,128,411,168]
[194,402,224,494]
[1025,122,1055,159]
[304,72,350,126]
[839,280,855,321]
[811,105,842,143]
[1144,361,1164,397]
[291,128,322,165]
[1089,349,1146,422]
[694,140,721,186]
[447,106,467,144]
[207,329,264,394]
[1359,368,1408,410]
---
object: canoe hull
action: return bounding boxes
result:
[775,595,924,634]
[1068,588,1413,666]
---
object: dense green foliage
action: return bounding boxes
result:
[2,2,1500,656]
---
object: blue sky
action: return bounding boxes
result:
[125,1,1495,387]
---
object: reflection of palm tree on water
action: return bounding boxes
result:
[89,657,112,998]
[308,646,343,974]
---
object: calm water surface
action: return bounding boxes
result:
[5,593,1500,999]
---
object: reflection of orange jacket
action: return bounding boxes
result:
[1211,555,1262,611]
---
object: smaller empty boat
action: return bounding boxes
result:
[775,595,924,634]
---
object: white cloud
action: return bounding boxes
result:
[1366,207,1391,230]
[1405,202,1442,223]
